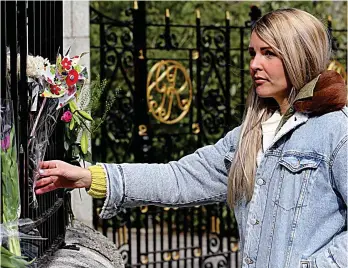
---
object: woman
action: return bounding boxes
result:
[36,8,347,268]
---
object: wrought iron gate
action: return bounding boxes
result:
[1,0,69,262]
[90,2,347,268]
[90,3,257,267]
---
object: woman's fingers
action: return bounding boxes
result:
[35,176,60,194]
[39,160,59,170]
[35,182,58,195]
[35,176,58,188]
[38,166,61,178]
[35,160,91,193]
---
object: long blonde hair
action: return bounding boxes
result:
[227,8,331,207]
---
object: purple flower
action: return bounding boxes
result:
[1,134,10,151]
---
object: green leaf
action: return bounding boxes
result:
[69,117,75,130]
[68,100,78,113]
[1,246,36,267]
[72,113,81,125]
[77,110,93,121]
[80,130,89,155]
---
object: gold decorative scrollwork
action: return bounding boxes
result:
[138,125,147,136]
[139,49,144,60]
[140,206,148,213]
[163,251,172,261]
[211,216,216,233]
[140,255,149,264]
[196,9,200,19]
[192,50,199,60]
[117,225,128,246]
[216,217,220,234]
[231,241,239,252]
[226,11,230,20]
[192,123,200,134]
[147,60,193,124]
[172,251,180,260]
[193,247,202,257]
[328,60,347,82]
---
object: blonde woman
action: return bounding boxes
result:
[36,9,347,268]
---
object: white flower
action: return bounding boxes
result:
[26,55,50,77]
[6,54,50,78]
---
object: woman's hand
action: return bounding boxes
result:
[35,160,92,194]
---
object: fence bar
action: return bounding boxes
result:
[239,27,245,117]
[225,14,232,130]
[17,0,30,220]
[1,1,6,100]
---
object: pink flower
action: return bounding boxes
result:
[1,134,10,151]
[61,111,73,122]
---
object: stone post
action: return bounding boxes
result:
[63,0,93,227]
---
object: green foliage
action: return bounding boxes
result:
[90,1,347,162]
[1,125,21,256]
[1,246,35,267]
[88,75,116,134]
[64,76,115,161]
[91,1,347,28]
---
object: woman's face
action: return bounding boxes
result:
[249,31,292,109]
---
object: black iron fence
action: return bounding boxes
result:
[91,3,253,267]
[1,0,69,261]
[90,2,347,268]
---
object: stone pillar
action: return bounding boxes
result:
[63,1,93,228]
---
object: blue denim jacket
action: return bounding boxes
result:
[99,107,347,268]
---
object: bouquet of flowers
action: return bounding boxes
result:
[2,48,92,260]
[25,48,93,208]
[2,47,114,262]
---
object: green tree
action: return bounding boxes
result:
[90,1,347,163]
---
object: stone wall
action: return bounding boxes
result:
[63,0,93,228]
[37,221,124,268]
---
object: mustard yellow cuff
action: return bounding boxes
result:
[87,165,107,198]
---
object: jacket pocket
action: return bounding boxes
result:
[273,151,323,211]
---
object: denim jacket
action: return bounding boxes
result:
[99,71,347,268]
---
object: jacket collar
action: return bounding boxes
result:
[271,112,308,150]
[276,70,347,132]
[293,70,347,114]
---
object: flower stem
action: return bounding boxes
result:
[28,98,47,146]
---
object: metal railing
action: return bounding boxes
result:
[1,0,69,260]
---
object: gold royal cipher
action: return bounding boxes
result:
[146,60,193,124]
